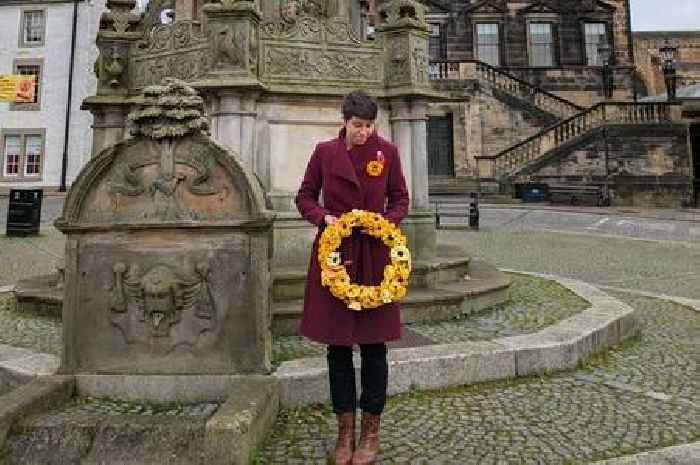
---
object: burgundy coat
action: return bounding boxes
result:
[295,128,410,346]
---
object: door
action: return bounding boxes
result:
[691,124,700,206]
[427,115,455,177]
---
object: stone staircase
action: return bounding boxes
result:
[431,60,584,120]
[475,101,677,181]
[271,258,511,336]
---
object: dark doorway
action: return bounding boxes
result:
[691,124,700,207]
[427,114,455,177]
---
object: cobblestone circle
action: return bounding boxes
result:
[271,273,589,368]
[256,295,699,464]
[408,273,589,344]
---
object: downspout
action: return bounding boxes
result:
[625,0,635,67]
[59,0,79,192]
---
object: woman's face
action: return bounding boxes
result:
[344,116,375,147]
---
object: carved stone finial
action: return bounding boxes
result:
[127,78,209,140]
[376,0,427,31]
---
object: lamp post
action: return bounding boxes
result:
[597,41,614,100]
[659,40,678,101]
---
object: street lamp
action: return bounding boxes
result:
[659,40,678,101]
[597,41,614,99]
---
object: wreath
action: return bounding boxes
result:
[318,210,411,311]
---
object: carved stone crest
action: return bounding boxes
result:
[110,261,216,340]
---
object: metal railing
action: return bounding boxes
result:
[429,59,584,119]
[475,101,677,179]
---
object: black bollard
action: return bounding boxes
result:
[468,192,479,230]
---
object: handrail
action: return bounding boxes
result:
[475,101,678,179]
[429,59,584,118]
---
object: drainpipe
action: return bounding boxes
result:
[59,0,79,192]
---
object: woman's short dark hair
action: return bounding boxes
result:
[342,90,378,121]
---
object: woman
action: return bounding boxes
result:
[295,90,410,465]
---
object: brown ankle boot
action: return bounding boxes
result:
[332,411,356,465]
[352,412,381,465]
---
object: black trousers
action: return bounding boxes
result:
[327,343,388,415]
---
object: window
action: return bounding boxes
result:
[584,23,608,66]
[475,23,500,66]
[3,136,21,177]
[528,23,554,67]
[428,23,446,60]
[24,135,42,176]
[12,60,42,110]
[20,10,45,47]
[2,131,44,180]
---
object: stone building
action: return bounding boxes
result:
[0,0,106,192]
[633,31,700,98]
[420,0,694,207]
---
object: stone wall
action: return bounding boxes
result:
[524,124,692,207]
[634,31,700,97]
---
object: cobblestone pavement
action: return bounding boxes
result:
[1,213,698,463]
[257,293,699,464]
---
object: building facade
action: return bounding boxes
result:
[634,31,700,98]
[418,1,693,206]
[0,0,105,192]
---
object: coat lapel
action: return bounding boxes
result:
[330,137,361,192]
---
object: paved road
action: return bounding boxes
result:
[442,205,700,244]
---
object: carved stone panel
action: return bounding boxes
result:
[64,230,270,374]
[130,21,213,89]
[262,44,382,84]
[76,136,249,224]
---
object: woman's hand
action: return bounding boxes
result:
[324,214,339,225]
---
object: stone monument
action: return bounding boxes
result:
[56,79,274,377]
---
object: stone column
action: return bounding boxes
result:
[211,91,258,172]
[240,92,259,173]
[214,91,242,160]
[390,97,436,261]
[90,105,128,156]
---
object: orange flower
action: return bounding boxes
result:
[366,160,384,177]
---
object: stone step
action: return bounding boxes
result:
[272,259,510,336]
[5,410,212,465]
[3,378,278,465]
[13,258,509,339]
[273,256,471,301]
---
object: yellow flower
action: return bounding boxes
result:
[360,286,381,308]
[390,245,410,263]
[348,300,362,311]
[383,265,396,281]
[366,160,384,177]
[346,284,361,299]
[326,252,342,268]
[336,216,356,237]
[381,287,393,304]
[396,263,411,280]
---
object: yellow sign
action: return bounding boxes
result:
[0,75,36,103]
